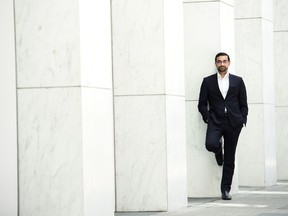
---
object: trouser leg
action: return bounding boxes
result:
[221,122,242,193]
[205,120,223,153]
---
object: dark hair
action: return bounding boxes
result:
[215,52,230,62]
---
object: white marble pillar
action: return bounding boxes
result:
[112,0,187,212]
[274,0,288,181]
[184,0,238,197]
[15,0,115,215]
[0,1,18,215]
[235,0,277,187]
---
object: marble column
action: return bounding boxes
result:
[15,0,115,215]
[112,0,187,212]
[274,0,288,181]
[184,0,238,197]
[235,0,277,186]
[0,0,18,215]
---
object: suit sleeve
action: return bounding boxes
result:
[198,78,210,123]
[238,78,248,125]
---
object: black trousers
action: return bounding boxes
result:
[205,116,242,193]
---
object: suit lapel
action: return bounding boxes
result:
[226,74,235,97]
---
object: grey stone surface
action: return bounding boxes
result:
[115,181,288,216]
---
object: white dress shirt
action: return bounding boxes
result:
[217,72,229,99]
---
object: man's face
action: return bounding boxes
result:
[215,55,230,73]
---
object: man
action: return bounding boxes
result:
[198,52,248,200]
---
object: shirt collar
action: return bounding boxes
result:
[217,72,229,79]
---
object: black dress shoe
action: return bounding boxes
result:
[215,151,223,166]
[222,191,232,200]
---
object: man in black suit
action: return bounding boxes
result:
[198,52,248,200]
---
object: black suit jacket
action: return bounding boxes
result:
[198,73,248,128]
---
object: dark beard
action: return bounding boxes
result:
[217,66,227,73]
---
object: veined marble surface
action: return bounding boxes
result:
[274,0,288,31]
[112,0,165,95]
[18,87,115,216]
[15,0,115,214]
[235,19,264,104]
[235,1,277,187]
[115,95,187,211]
[235,0,273,20]
[15,0,80,88]
[18,88,84,216]
[274,32,288,106]
[113,0,187,211]
[274,1,288,181]
[115,95,168,211]
[275,107,288,180]
[112,0,185,96]
[238,104,277,187]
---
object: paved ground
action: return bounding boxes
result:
[115,181,288,216]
